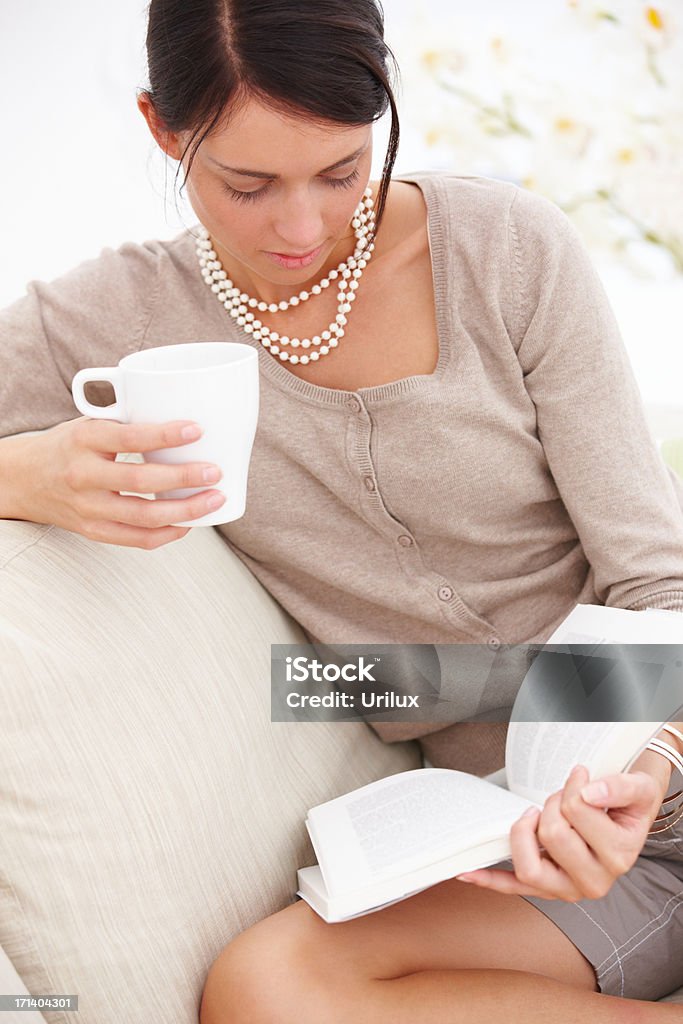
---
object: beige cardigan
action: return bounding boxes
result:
[3,171,682,774]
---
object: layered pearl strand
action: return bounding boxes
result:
[195,186,376,364]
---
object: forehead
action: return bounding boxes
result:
[201,93,372,173]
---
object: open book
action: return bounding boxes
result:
[296,604,683,922]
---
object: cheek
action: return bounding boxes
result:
[327,188,366,231]
[217,211,269,258]
[194,187,266,249]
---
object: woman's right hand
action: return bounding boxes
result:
[17,416,226,548]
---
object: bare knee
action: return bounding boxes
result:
[199,930,265,1024]
[199,905,347,1024]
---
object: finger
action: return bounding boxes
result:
[508,805,579,898]
[563,767,653,846]
[455,856,560,898]
[456,809,570,899]
[80,488,226,529]
[74,417,204,456]
[561,768,653,876]
[89,454,223,496]
[579,770,659,818]
[538,768,613,897]
[80,520,191,549]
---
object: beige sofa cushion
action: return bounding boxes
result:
[0,520,420,1024]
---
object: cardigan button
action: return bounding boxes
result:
[438,585,454,601]
[364,476,376,491]
[397,535,413,547]
[347,398,361,413]
[487,637,501,650]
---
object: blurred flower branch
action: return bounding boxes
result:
[402,2,682,279]
[564,189,683,272]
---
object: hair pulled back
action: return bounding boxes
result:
[142,0,400,232]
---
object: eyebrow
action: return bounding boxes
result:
[207,144,368,180]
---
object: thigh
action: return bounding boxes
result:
[269,876,599,992]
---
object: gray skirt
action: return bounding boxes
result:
[516,771,683,1001]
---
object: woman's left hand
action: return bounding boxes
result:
[455,764,667,901]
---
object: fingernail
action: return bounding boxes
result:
[206,493,226,510]
[581,781,609,803]
[203,467,221,483]
[182,424,202,440]
[522,806,538,818]
[457,875,474,883]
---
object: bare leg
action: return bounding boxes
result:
[200,877,679,1023]
[359,971,681,1024]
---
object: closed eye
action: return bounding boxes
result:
[222,167,361,204]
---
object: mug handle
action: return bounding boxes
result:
[71,367,125,420]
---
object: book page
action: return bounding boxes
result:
[506,719,664,805]
[506,720,620,800]
[307,769,534,896]
[297,833,518,922]
[544,603,683,645]
[343,773,529,872]
[505,604,681,803]
[296,864,427,922]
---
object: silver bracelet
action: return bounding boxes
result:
[661,724,683,749]
[646,731,683,834]
[646,737,683,778]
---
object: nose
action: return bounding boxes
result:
[271,189,325,254]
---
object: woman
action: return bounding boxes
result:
[1,1,683,1019]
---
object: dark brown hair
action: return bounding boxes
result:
[141,0,401,233]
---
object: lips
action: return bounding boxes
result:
[272,246,322,259]
[264,243,325,269]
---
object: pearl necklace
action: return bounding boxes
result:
[195,185,376,364]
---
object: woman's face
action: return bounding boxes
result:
[141,92,373,300]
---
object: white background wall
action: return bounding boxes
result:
[1,0,681,428]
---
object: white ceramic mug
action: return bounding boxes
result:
[71,341,259,527]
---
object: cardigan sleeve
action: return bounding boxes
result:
[0,241,160,439]
[508,187,683,613]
